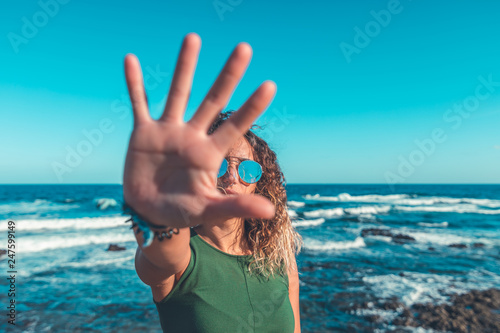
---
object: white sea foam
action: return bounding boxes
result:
[404,328,438,333]
[292,218,325,228]
[303,237,365,251]
[288,209,298,218]
[353,307,402,323]
[395,204,500,215]
[0,199,80,214]
[409,231,494,246]
[95,198,118,210]
[287,200,305,208]
[0,216,130,231]
[304,207,344,218]
[417,221,449,228]
[303,205,390,218]
[344,205,391,215]
[362,271,499,307]
[303,193,500,208]
[357,213,376,221]
[303,193,409,202]
[19,231,135,253]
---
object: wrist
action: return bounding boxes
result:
[123,201,179,247]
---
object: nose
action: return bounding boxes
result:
[221,163,239,186]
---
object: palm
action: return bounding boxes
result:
[123,33,276,228]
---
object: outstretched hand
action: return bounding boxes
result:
[122,33,276,228]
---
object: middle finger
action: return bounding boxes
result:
[188,42,252,132]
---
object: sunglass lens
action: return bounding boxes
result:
[217,158,228,178]
[238,160,262,184]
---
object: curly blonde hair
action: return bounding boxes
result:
[208,111,303,279]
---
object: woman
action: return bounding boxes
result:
[122,33,302,332]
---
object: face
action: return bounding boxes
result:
[217,137,258,196]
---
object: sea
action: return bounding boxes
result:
[0,184,499,332]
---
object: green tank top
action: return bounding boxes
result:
[154,228,295,333]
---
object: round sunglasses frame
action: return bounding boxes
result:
[217,156,263,185]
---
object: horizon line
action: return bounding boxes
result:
[1,183,500,186]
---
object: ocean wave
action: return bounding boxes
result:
[19,231,135,253]
[288,209,298,218]
[304,207,344,218]
[394,204,500,215]
[95,198,119,210]
[303,237,365,251]
[303,193,409,202]
[409,231,495,247]
[345,205,391,215]
[292,218,325,228]
[287,200,305,208]
[303,193,500,208]
[0,199,80,215]
[362,271,499,307]
[303,205,391,218]
[417,221,449,228]
[357,213,376,222]
[0,216,130,231]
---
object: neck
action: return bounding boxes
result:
[194,217,251,255]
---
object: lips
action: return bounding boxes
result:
[222,188,238,195]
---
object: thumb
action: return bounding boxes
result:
[204,193,276,221]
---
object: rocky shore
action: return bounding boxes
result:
[360,228,486,250]
[349,288,500,332]
[361,228,416,244]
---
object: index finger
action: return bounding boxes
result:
[211,81,276,153]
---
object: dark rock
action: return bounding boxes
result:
[392,233,416,244]
[392,308,416,327]
[448,243,467,249]
[380,299,406,311]
[428,247,435,251]
[0,249,6,258]
[107,244,126,251]
[361,228,415,245]
[472,242,485,248]
[365,314,382,323]
[361,228,393,238]
[392,288,500,332]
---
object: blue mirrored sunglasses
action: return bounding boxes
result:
[217,157,262,185]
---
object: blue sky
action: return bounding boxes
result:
[1,0,499,184]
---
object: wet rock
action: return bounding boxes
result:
[0,249,6,259]
[107,244,126,251]
[428,247,436,251]
[361,228,393,238]
[393,288,500,332]
[365,314,382,323]
[472,242,485,248]
[392,233,416,244]
[336,291,377,314]
[392,309,416,327]
[361,228,415,244]
[380,300,406,311]
[448,243,467,249]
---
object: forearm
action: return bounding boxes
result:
[131,222,191,270]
